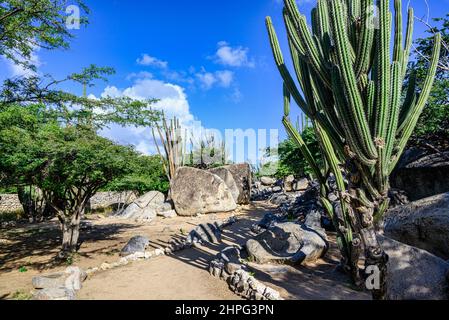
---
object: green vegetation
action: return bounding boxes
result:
[412,14,449,139]
[267,0,441,299]
[0,2,163,256]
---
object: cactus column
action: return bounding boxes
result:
[266,0,441,299]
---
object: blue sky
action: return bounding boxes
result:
[1,0,448,160]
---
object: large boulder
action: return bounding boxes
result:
[383,192,449,260]
[246,220,328,265]
[391,148,449,201]
[171,167,237,216]
[208,167,240,203]
[222,163,252,204]
[379,235,449,300]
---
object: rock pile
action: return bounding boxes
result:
[246,212,328,265]
[209,246,283,300]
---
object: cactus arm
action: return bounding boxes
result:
[329,0,378,161]
[366,80,375,125]
[393,0,403,64]
[355,0,375,78]
[331,66,376,166]
[284,0,332,87]
[266,16,311,117]
[390,33,442,173]
[384,62,403,168]
[283,8,307,55]
[402,8,414,78]
[374,0,392,141]
[397,70,417,133]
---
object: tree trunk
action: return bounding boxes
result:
[60,208,83,256]
[345,162,389,300]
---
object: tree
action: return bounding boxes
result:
[266,0,441,299]
[106,155,170,196]
[0,105,141,255]
[276,127,322,178]
[0,0,88,71]
[411,14,449,139]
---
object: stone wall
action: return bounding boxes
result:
[0,194,22,213]
[0,191,137,214]
[88,191,138,211]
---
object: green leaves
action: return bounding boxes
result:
[0,0,89,70]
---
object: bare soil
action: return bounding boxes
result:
[0,202,370,300]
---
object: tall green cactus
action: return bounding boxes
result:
[267,0,441,299]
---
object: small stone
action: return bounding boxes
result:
[100,263,111,271]
[154,249,165,256]
[144,252,152,259]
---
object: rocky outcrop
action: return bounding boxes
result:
[379,235,449,300]
[391,148,449,201]
[171,167,237,216]
[383,192,449,260]
[116,191,171,222]
[246,216,328,265]
[222,163,252,204]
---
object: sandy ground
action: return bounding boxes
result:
[0,202,370,300]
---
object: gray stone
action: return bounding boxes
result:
[171,167,237,216]
[156,202,173,213]
[32,273,66,290]
[118,191,165,220]
[33,288,76,300]
[272,186,282,193]
[284,175,295,192]
[260,176,276,186]
[246,222,328,265]
[384,192,449,260]
[135,207,157,222]
[293,178,309,191]
[209,167,240,203]
[222,163,252,204]
[379,235,449,300]
[120,235,150,257]
[64,267,87,291]
[158,210,177,219]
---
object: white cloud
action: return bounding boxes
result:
[213,42,255,68]
[2,49,42,78]
[126,71,153,81]
[98,77,210,155]
[195,69,234,90]
[136,54,168,68]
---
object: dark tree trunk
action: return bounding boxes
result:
[59,207,83,257]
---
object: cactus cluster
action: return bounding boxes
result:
[266,0,441,299]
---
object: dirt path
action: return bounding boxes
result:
[1,202,370,300]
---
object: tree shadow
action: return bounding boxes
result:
[0,221,139,272]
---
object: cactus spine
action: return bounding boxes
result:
[266,0,441,299]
